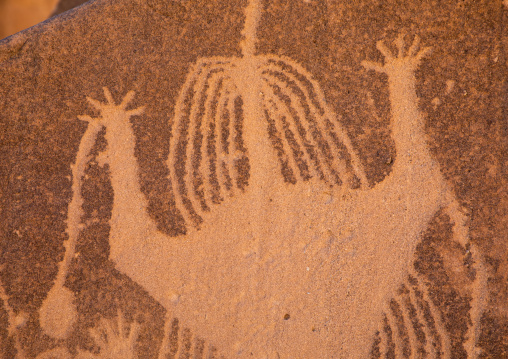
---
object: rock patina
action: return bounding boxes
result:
[1,0,506,358]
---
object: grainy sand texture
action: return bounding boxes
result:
[1,0,506,358]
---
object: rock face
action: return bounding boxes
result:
[51,0,89,17]
[0,0,506,358]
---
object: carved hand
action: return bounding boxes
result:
[78,87,144,127]
[362,34,432,76]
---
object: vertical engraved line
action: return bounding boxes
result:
[175,76,202,225]
[169,320,181,359]
[280,114,312,180]
[162,318,181,359]
[0,277,26,358]
[402,288,427,358]
[218,86,235,195]
[194,69,226,210]
[378,319,389,358]
[220,91,235,193]
[323,117,354,185]
[158,312,171,359]
[396,292,419,359]
[264,106,297,183]
[232,96,250,191]
[221,161,234,193]
[59,121,102,288]
[415,277,451,359]
[202,343,210,359]
[227,90,237,165]
[394,297,414,358]
[188,67,218,213]
[201,342,209,359]
[383,314,396,359]
[263,80,328,181]
[266,55,368,187]
[263,96,300,182]
[386,302,405,359]
[171,318,181,359]
[262,81,313,180]
[370,330,382,359]
[178,328,193,359]
[169,61,207,227]
[464,244,487,358]
[233,96,248,154]
[194,337,206,359]
[241,0,263,57]
[408,283,434,358]
[203,74,226,204]
[226,92,244,190]
[410,275,444,358]
[263,68,342,185]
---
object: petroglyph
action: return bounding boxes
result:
[168,0,367,231]
[370,249,486,359]
[79,310,140,359]
[158,316,225,359]
[59,4,485,359]
[0,275,28,359]
[28,310,218,359]
[375,274,452,359]
[34,311,142,359]
[30,88,226,359]
[38,104,103,341]
[32,0,487,357]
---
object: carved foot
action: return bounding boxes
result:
[362,33,432,75]
[77,309,140,359]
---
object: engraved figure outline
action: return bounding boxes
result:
[27,0,488,358]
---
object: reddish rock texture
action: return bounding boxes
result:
[0,0,506,357]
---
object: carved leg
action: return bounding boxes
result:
[443,190,487,359]
[443,191,470,247]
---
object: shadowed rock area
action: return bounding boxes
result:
[0,0,506,357]
[51,0,89,16]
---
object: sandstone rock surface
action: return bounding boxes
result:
[1,0,506,358]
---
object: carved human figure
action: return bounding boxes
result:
[37,0,485,357]
[68,41,474,359]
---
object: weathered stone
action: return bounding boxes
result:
[51,0,89,17]
[1,0,506,357]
